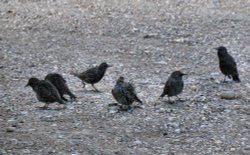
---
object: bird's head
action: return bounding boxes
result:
[171,71,187,78]
[215,46,228,56]
[117,76,125,83]
[99,62,112,70]
[25,77,40,87]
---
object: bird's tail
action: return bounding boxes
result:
[134,96,143,104]
[160,93,165,98]
[232,74,241,82]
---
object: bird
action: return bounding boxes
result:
[25,77,66,109]
[158,71,186,104]
[45,73,76,102]
[215,46,240,82]
[71,62,112,92]
[112,76,143,111]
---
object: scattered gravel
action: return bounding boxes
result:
[1,0,250,155]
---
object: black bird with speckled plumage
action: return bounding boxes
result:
[159,71,186,103]
[215,46,240,82]
[45,73,76,101]
[25,77,66,109]
[71,62,112,92]
[112,76,143,110]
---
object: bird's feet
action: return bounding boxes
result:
[82,82,86,88]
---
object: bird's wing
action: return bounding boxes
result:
[123,82,136,104]
[80,67,98,82]
[57,74,66,83]
[37,81,58,100]
[164,78,175,94]
[112,86,129,105]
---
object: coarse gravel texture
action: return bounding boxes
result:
[1,0,250,155]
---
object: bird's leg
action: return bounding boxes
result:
[82,81,86,88]
[92,84,100,92]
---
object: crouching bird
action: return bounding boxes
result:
[25,77,66,109]
[112,76,143,111]
[45,73,76,101]
[215,46,240,82]
[158,71,186,104]
[71,62,112,92]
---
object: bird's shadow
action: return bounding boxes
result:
[35,106,66,111]
[107,103,143,113]
[82,89,102,93]
[154,98,186,107]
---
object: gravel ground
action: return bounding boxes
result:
[1,0,250,154]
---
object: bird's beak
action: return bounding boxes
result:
[214,47,218,50]
[25,84,29,87]
[182,73,187,76]
[108,64,113,67]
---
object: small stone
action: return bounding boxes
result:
[134,140,142,145]
[158,108,165,113]
[8,119,18,127]
[174,129,181,134]
[215,140,222,144]
[230,148,236,151]
[220,91,241,100]
[191,85,198,91]
[68,106,74,110]
[22,149,31,154]
[6,127,15,132]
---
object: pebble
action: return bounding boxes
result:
[201,117,206,121]
[22,149,31,154]
[220,91,241,100]
[6,127,15,132]
[157,108,165,113]
[8,119,18,127]
[174,129,181,134]
[134,140,142,145]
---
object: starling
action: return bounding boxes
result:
[25,77,66,109]
[71,62,112,92]
[45,73,76,101]
[159,71,186,103]
[112,76,143,111]
[215,46,240,82]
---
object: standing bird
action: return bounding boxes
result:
[159,71,186,104]
[215,46,240,82]
[71,62,112,92]
[112,76,143,111]
[45,73,76,102]
[25,77,66,109]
